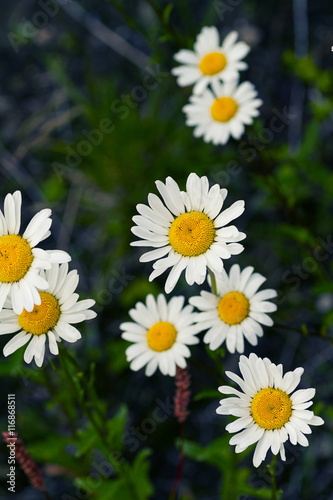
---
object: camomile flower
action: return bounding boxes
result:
[183,80,262,145]
[131,173,246,293]
[0,191,70,315]
[172,27,250,95]
[216,353,324,467]
[120,293,200,376]
[0,263,96,367]
[189,264,277,353]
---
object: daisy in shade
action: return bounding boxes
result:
[0,263,96,367]
[0,191,70,315]
[171,27,250,95]
[131,173,246,294]
[216,353,324,467]
[120,293,200,376]
[189,264,277,353]
[183,80,262,145]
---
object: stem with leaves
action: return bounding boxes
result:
[57,347,140,500]
[169,423,185,500]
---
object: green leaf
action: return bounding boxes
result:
[162,4,173,24]
[182,435,230,469]
[106,405,128,451]
[127,449,154,499]
[323,309,333,327]
[75,477,131,499]
[77,449,154,500]
[183,437,271,499]
[194,390,220,402]
[278,223,315,245]
[106,339,128,375]
[74,422,99,458]
[205,345,226,360]
[27,436,83,474]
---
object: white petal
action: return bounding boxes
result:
[24,335,39,363]
[252,431,273,467]
[0,284,11,312]
[291,388,315,405]
[23,209,52,243]
[165,258,189,293]
[48,331,59,355]
[3,331,31,356]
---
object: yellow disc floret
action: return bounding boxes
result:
[211,97,238,122]
[147,321,177,352]
[0,235,33,283]
[199,52,227,76]
[18,292,61,335]
[169,211,216,257]
[218,291,249,325]
[251,388,292,430]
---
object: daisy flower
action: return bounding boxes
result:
[183,80,262,145]
[120,293,200,376]
[131,173,246,293]
[189,264,277,353]
[171,27,250,95]
[0,263,96,367]
[0,191,70,315]
[217,353,324,467]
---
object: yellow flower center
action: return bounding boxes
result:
[147,321,177,352]
[211,97,238,122]
[18,292,61,335]
[199,52,227,76]
[218,291,249,325]
[169,211,216,257]
[0,235,33,283]
[251,388,292,430]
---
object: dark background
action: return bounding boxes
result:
[0,1,333,499]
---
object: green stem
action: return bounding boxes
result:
[144,0,183,49]
[189,357,225,383]
[41,367,78,436]
[58,349,109,457]
[208,269,217,295]
[274,322,330,341]
[169,423,185,499]
[61,348,106,425]
[42,490,53,500]
[268,454,278,500]
[57,348,140,500]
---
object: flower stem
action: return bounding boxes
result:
[57,348,140,500]
[208,269,217,295]
[43,491,53,500]
[169,423,185,500]
[60,347,106,425]
[144,0,183,48]
[274,322,329,341]
[189,356,225,383]
[268,454,278,500]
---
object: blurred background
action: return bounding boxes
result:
[0,0,333,499]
